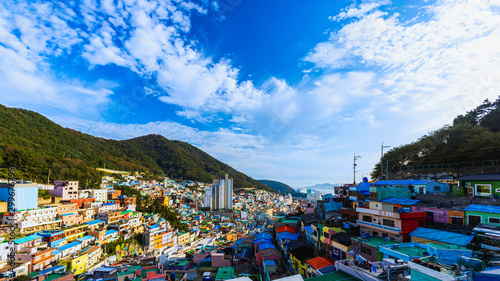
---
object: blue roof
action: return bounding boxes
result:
[410,227,474,247]
[37,231,64,237]
[86,220,105,226]
[52,250,62,255]
[57,241,81,251]
[304,225,313,234]
[277,232,300,241]
[103,203,116,206]
[38,265,66,275]
[380,197,421,206]
[150,224,160,229]
[105,230,118,235]
[258,243,276,251]
[15,234,42,244]
[76,235,95,242]
[264,260,276,266]
[255,233,272,239]
[464,204,500,214]
[61,213,75,216]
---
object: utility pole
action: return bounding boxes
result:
[353,154,361,185]
[380,142,391,180]
[386,160,391,181]
[47,169,51,185]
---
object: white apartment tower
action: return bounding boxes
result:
[206,174,233,210]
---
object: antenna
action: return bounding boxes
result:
[381,142,391,180]
[353,154,361,184]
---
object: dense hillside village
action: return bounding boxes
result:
[0,171,500,281]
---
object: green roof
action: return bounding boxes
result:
[427,242,467,250]
[45,274,67,281]
[305,271,361,281]
[352,236,400,248]
[215,267,234,280]
[141,269,158,278]
[392,245,427,257]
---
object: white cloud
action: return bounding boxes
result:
[330,1,390,21]
[307,0,500,129]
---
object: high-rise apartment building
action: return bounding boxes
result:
[204,174,233,210]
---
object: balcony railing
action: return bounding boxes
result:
[356,220,401,233]
[356,208,401,219]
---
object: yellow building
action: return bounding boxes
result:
[321,226,344,244]
[226,233,237,242]
[177,232,190,245]
[290,253,308,276]
[59,254,88,275]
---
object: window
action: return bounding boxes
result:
[372,231,379,236]
[434,186,441,191]
[323,232,329,238]
[361,247,372,256]
[489,218,500,224]
[333,248,340,256]
[475,184,492,196]
[419,220,424,227]
[382,233,388,238]
[362,215,372,222]
[468,215,482,226]
[382,219,395,227]
[451,217,463,225]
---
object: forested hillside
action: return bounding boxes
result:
[0,104,273,191]
[372,97,500,178]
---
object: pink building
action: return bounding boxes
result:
[211,253,232,267]
[51,181,79,200]
[411,205,449,224]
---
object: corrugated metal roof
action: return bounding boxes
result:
[15,234,42,244]
[380,197,421,206]
[464,204,500,214]
[57,241,81,251]
[410,227,474,247]
[86,220,105,226]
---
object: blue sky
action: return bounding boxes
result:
[1,0,500,188]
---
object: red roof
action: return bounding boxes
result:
[276,226,297,234]
[306,256,336,270]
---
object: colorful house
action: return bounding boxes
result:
[58,253,88,275]
[351,236,400,262]
[409,227,474,247]
[305,257,336,279]
[464,204,500,227]
[356,203,426,242]
[455,174,500,197]
[288,241,315,276]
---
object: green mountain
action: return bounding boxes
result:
[372,97,500,178]
[258,179,305,197]
[0,104,273,191]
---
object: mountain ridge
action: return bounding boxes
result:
[0,104,273,191]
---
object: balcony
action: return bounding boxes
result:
[356,220,401,233]
[356,207,401,219]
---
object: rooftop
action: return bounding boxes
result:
[352,236,400,248]
[305,271,360,281]
[410,227,474,247]
[464,204,500,214]
[379,197,421,206]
